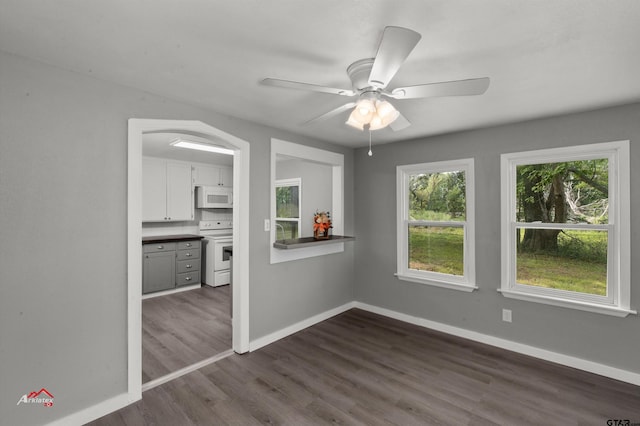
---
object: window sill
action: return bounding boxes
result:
[498,288,637,317]
[395,273,478,293]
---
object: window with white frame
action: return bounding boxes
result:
[275,178,301,240]
[396,158,476,292]
[500,140,634,317]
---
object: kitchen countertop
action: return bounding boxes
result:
[142,234,204,244]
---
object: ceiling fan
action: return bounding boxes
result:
[261,26,490,132]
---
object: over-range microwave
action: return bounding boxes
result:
[196,186,233,208]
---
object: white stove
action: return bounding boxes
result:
[199,220,233,287]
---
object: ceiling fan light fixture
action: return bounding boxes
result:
[346,97,400,131]
[381,110,400,128]
[356,98,375,116]
[345,110,366,130]
[346,98,375,129]
[356,110,374,123]
[368,115,385,131]
[375,99,397,121]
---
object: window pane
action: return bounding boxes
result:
[276,185,299,218]
[516,159,608,224]
[409,225,464,275]
[276,220,298,239]
[516,228,607,296]
[409,171,466,221]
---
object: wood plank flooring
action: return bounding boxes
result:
[92,309,640,425]
[142,285,231,383]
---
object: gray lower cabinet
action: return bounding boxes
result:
[143,243,177,294]
[142,239,201,294]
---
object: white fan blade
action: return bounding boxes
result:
[303,102,357,126]
[390,77,490,99]
[261,78,355,96]
[389,112,411,131]
[368,26,421,89]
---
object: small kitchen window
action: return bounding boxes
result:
[275,178,301,240]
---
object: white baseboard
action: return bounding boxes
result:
[354,302,640,387]
[46,392,135,426]
[249,301,355,351]
[142,283,200,300]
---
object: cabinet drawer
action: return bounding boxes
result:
[177,248,200,260]
[178,240,201,250]
[143,242,177,253]
[177,259,200,274]
[176,271,200,286]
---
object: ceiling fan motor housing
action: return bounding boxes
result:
[347,58,376,92]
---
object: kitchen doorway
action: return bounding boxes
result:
[127,119,250,401]
[141,131,234,384]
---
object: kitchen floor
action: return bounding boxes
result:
[142,285,231,383]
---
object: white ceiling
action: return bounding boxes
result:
[2,1,640,148]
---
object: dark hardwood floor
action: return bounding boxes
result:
[142,285,231,383]
[92,309,640,425]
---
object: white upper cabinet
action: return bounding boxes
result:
[142,158,167,222]
[166,162,193,220]
[219,166,233,188]
[142,157,193,222]
[192,164,233,188]
[192,164,218,187]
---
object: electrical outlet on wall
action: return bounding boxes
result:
[502,309,512,323]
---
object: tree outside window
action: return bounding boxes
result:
[516,160,608,295]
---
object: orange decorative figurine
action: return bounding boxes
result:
[313,210,332,239]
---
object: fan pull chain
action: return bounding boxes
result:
[365,124,373,156]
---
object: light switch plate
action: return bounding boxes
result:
[264,219,270,232]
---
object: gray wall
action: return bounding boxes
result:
[354,102,640,374]
[0,50,354,425]
[276,158,333,238]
